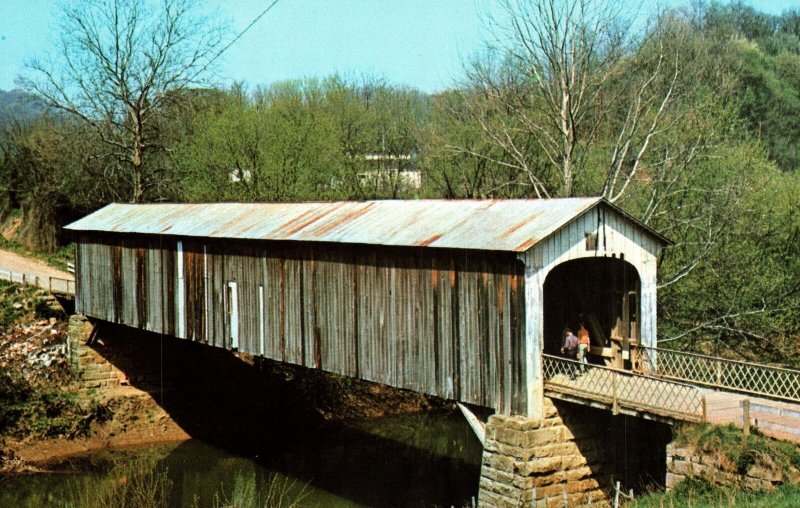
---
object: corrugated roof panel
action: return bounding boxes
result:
[64,197,646,253]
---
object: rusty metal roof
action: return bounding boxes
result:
[65,198,664,252]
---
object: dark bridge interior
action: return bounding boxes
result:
[543,258,641,356]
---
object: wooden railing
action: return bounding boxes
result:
[542,354,706,422]
[634,345,800,403]
[0,269,75,295]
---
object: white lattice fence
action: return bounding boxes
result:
[635,346,800,403]
[542,354,705,421]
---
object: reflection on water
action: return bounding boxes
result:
[0,408,483,507]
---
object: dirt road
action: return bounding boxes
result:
[0,248,73,281]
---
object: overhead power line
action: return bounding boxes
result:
[195,0,281,79]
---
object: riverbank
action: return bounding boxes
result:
[1,386,190,473]
[3,372,449,476]
[1,408,484,508]
[1,296,449,476]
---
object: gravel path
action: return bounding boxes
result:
[0,248,73,281]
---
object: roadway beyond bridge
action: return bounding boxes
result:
[0,248,75,295]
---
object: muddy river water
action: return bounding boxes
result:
[0,409,483,507]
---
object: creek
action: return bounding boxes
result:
[0,408,483,507]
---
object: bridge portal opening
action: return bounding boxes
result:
[543,258,640,365]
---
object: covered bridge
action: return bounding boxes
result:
[65,198,669,418]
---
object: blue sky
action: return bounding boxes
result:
[0,0,797,93]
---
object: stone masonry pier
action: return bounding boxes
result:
[479,398,671,507]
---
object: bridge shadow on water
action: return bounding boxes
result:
[88,323,483,507]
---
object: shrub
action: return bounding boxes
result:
[0,370,110,439]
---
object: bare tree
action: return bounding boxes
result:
[20,0,225,203]
[454,0,710,202]
[428,1,777,346]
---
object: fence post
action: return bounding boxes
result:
[743,399,751,437]
[612,372,619,415]
[716,361,722,389]
[702,395,707,422]
[613,481,621,508]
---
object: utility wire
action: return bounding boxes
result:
[193,0,281,80]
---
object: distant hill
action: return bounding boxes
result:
[0,89,45,127]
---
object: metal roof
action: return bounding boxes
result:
[65,198,667,252]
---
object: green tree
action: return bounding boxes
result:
[422,90,531,198]
[20,0,226,203]
[658,148,800,360]
[697,2,800,171]
[175,77,429,202]
[0,117,96,251]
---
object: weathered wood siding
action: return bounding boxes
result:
[76,236,527,414]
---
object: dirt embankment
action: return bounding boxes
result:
[1,320,446,474]
[1,389,189,473]
[0,314,187,472]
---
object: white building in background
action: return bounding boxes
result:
[358,153,422,190]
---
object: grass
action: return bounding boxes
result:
[673,422,800,475]
[632,424,800,507]
[0,280,34,329]
[631,477,800,507]
[202,472,310,508]
[0,279,65,331]
[63,462,309,508]
[65,459,173,508]
[0,280,63,328]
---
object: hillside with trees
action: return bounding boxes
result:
[0,90,43,126]
[1,0,799,361]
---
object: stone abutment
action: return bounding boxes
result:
[478,399,671,507]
